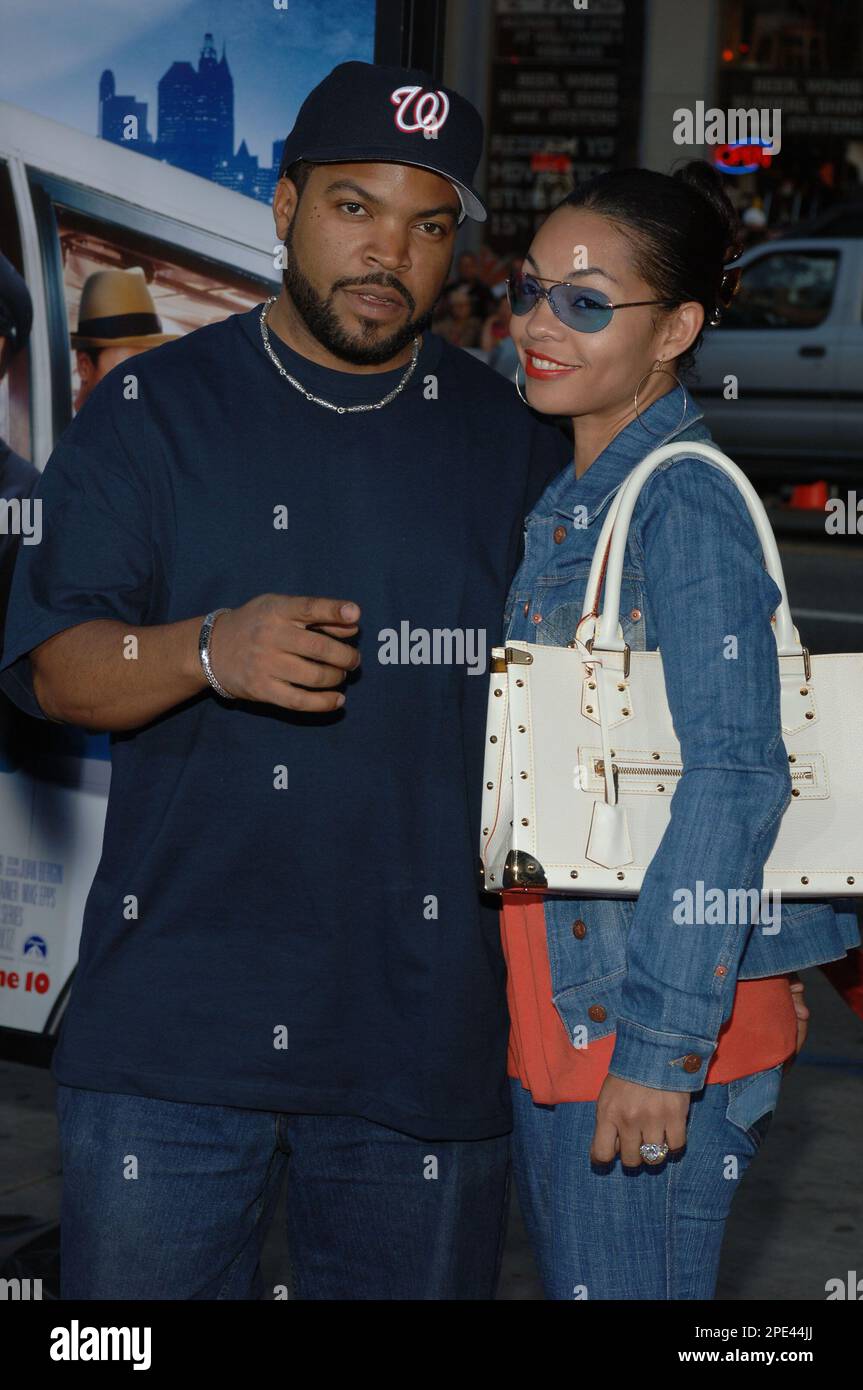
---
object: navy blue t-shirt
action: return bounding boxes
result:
[0,305,571,1139]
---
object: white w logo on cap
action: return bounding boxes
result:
[390,85,451,135]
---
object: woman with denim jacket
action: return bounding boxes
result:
[500,161,861,1301]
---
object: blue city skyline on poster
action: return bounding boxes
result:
[0,0,376,203]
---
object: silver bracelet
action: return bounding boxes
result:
[199,608,236,699]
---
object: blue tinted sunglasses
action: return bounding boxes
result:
[507,269,673,334]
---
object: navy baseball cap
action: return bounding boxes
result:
[278,61,486,223]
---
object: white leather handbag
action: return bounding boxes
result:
[480,441,863,899]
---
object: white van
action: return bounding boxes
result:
[0,99,279,467]
[0,102,279,1056]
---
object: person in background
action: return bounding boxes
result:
[442,249,494,319]
[481,279,518,378]
[0,253,39,640]
[454,249,481,282]
[72,268,178,412]
[740,203,769,250]
[434,281,484,349]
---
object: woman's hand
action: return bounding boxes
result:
[590,1074,690,1167]
[783,971,810,1072]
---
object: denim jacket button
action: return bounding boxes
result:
[630,608,642,621]
[714,964,728,976]
[588,1004,607,1022]
[572,919,587,938]
[532,612,542,623]
[553,525,567,544]
[683,1053,703,1073]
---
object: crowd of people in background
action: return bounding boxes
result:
[431,246,521,378]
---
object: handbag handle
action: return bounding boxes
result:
[578,441,805,661]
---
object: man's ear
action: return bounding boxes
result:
[75,351,95,385]
[273,176,301,242]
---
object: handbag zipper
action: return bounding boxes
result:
[595,759,681,778]
[595,758,815,784]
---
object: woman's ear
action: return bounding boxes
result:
[658,300,704,364]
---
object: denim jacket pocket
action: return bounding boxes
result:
[739,900,861,978]
[545,898,629,1045]
[533,569,645,651]
[552,969,626,1047]
[545,897,628,989]
[725,1061,784,1152]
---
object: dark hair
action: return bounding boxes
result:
[556,160,742,375]
[78,346,103,368]
[282,158,317,203]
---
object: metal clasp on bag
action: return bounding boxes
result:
[595,758,620,800]
[586,636,630,679]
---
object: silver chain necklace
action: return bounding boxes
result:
[258,295,420,414]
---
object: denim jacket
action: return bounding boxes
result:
[503,383,860,1092]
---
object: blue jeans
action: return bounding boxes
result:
[56,1085,511,1300]
[509,1062,783,1300]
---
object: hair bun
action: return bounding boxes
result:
[673,159,742,264]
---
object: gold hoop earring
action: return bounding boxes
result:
[633,359,688,436]
[514,360,529,406]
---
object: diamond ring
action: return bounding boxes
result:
[639,1141,670,1164]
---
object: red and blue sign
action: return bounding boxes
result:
[713,140,774,175]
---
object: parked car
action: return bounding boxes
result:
[774,199,863,240]
[685,237,863,477]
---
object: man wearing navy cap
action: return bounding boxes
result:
[0,62,572,1300]
[265,61,488,372]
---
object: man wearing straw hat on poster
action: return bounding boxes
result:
[71,267,178,412]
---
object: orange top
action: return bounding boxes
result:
[501,892,798,1103]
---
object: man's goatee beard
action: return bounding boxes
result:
[281,233,433,367]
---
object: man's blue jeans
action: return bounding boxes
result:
[56,1084,511,1300]
[509,1062,783,1300]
